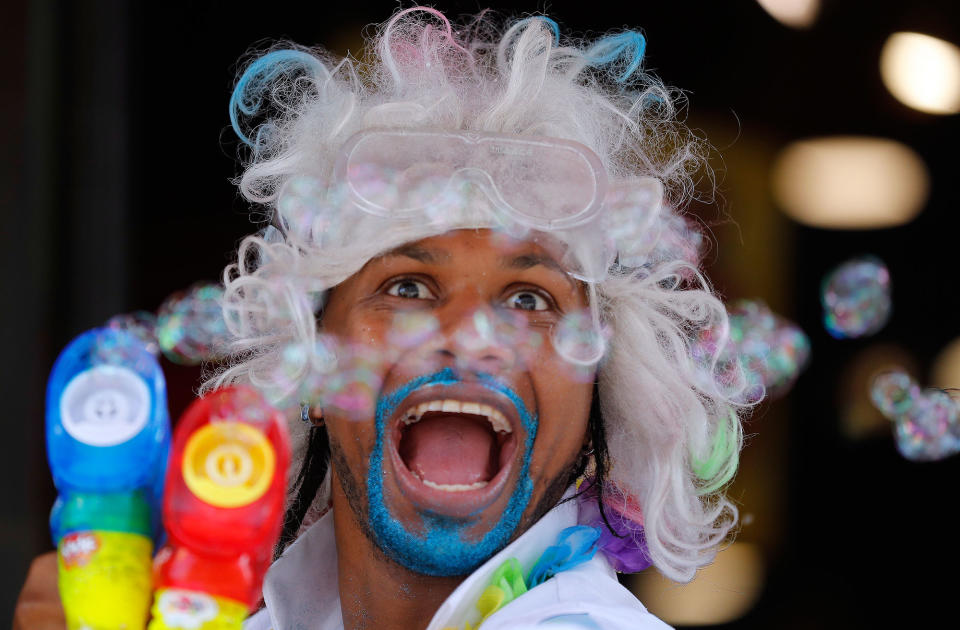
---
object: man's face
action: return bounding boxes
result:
[320,229,594,576]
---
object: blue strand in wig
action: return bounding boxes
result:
[229,49,326,148]
[584,31,647,83]
[514,15,561,45]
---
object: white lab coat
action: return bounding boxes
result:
[244,494,671,630]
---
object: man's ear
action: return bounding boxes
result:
[572,431,597,481]
[579,435,594,469]
[580,382,603,476]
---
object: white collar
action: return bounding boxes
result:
[260,491,581,630]
[261,504,343,630]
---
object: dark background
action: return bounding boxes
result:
[4,0,960,627]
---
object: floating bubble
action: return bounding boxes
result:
[449,309,544,373]
[268,342,313,399]
[270,335,384,421]
[689,325,724,369]
[893,390,960,461]
[87,328,159,374]
[821,256,892,339]
[493,309,545,364]
[276,175,348,248]
[312,340,384,421]
[601,178,704,276]
[602,179,662,269]
[208,384,274,429]
[387,311,440,349]
[452,310,497,357]
[105,311,160,356]
[869,370,960,461]
[742,325,809,399]
[553,309,608,369]
[156,283,231,365]
[421,181,476,225]
[870,370,920,419]
[693,299,811,403]
[646,213,704,274]
[268,337,337,401]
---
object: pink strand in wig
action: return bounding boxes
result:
[381,6,476,80]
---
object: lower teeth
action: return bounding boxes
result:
[420,478,489,492]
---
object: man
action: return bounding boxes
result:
[16,7,743,629]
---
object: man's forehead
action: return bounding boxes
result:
[375,229,568,267]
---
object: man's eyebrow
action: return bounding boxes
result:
[379,244,451,264]
[501,253,578,290]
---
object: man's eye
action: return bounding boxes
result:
[504,290,549,311]
[386,279,436,300]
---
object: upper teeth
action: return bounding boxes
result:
[402,399,511,433]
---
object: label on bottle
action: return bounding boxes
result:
[150,588,248,630]
[60,364,150,446]
[59,531,100,569]
[57,530,153,629]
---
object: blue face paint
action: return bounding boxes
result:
[366,367,538,576]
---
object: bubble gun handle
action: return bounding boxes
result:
[46,328,171,630]
[149,386,290,630]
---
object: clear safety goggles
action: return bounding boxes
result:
[332,129,609,230]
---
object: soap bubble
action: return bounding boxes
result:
[317,354,383,420]
[893,390,960,462]
[451,309,544,373]
[821,257,892,339]
[869,370,960,461]
[88,327,159,373]
[156,283,231,365]
[272,335,384,421]
[553,309,608,371]
[276,175,342,247]
[268,336,337,401]
[387,311,440,349]
[733,303,810,399]
[602,181,661,268]
[453,310,497,355]
[646,213,704,274]
[693,299,811,403]
[870,370,920,419]
[207,385,274,429]
[602,178,703,276]
[105,311,159,356]
[269,342,318,398]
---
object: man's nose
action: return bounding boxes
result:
[427,304,519,375]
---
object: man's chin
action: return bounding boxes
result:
[367,468,534,577]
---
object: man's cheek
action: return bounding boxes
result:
[328,438,369,516]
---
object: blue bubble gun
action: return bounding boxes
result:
[46,328,171,629]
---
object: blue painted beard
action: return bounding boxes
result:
[366,367,537,576]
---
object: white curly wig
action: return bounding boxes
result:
[207,6,748,583]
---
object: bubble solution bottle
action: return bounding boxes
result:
[149,386,290,630]
[46,328,171,629]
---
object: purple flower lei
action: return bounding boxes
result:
[577,477,653,573]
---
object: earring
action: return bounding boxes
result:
[301,404,325,426]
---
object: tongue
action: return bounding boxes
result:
[399,415,497,485]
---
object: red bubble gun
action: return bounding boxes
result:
[149,386,290,629]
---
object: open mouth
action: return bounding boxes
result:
[386,386,522,516]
